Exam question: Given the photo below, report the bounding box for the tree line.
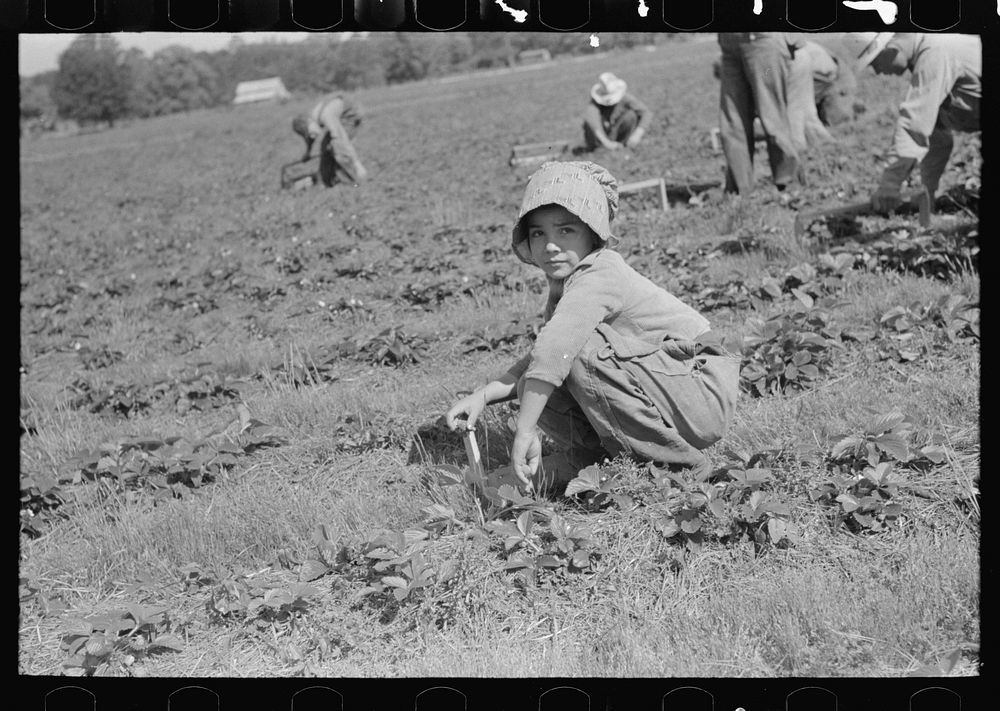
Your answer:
[20,32,671,132]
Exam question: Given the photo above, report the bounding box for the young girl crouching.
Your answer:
[445,161,741,492]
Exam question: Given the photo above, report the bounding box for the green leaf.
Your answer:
[149,634,184,652]
[433,464,464,486]
[792,350,812,366]
[504,552,534,570]
[868,411,906,435]
[798,363,820,379]
[498,483,532,505]
[830,436,862,460]
[402,529,429,545]
[516,510,534,536]
[874,433,910,461]
[852,512,875,527]
[298,559,330,582]
[536,555,562,568]
[918,445,947,464]
[767,518,788,543]
[882,503,903,519]
[381,576,408,589]
[654,517,680,538]
[680,516,702,534]
[571,550,590,568]
[422,503,457,522]
[836,493,860,512]
[564,465,601,496]
[606,493,632,510]
[790,287,814,309]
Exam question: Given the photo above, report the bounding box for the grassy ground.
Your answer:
[19,35,979,679]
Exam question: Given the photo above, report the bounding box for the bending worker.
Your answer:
[843,32,980,213]
[712,40,857,129]
[581,72,652,152]
[292,93,369,187]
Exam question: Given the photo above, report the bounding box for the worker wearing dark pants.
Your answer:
[718,33,802,195]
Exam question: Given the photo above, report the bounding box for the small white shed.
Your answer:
[232,78,291,105]
[517,48,552,65]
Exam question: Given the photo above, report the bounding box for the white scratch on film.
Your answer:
[638,0,650,17]
[590,34,600,47]
[495,0,528,23]
[842,0,899,24]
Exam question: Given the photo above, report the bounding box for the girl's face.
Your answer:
[525,205,599,280]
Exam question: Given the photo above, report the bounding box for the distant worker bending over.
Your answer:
[843,32,980,214]
[292,94,369,187]
[803,41,859,128]
[580,72,652,152]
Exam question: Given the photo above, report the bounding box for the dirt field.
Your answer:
[19,36,979,678]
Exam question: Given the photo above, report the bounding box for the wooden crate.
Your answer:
[509,140,570,168]
[619,178,669,212]
[619,178,721,212]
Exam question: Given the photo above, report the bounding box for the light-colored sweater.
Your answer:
[507,248,710,387]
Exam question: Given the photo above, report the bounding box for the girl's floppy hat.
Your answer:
[590,72,627,106]
[511,161,620,265]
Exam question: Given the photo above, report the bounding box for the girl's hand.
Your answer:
[445,392,487,431]
[510,429,542,490]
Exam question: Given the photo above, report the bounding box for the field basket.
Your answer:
[280,157,320,189]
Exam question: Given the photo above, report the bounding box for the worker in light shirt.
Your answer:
[843,32,980,213]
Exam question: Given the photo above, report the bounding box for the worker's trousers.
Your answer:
[718,34,801,194]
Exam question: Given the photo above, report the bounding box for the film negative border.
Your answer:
[1,0,990,32]
[11,0,985,707]
[19,676,984,710]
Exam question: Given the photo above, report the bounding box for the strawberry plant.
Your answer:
[879,295,979,344]
[809,463,905,533]
[68,378,152,418]
[740,304,844,396]
[352,529,458,603]
[826,410,949,473]
[59,605,184,676]
[829,227,978,280]
[461,318,536,354]
[542,513,599,569]
[207,575,319,624]
[810,411,955,533]
[77,345,124,370]
[20,471,67,538]
[564,464,631,509]
[58,420,287,505]
[339,327,429,367]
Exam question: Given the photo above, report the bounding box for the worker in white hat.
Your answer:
[843,32,981,213]
[579,72,652,152]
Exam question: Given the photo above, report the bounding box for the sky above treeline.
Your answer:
[18,32,341,76]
